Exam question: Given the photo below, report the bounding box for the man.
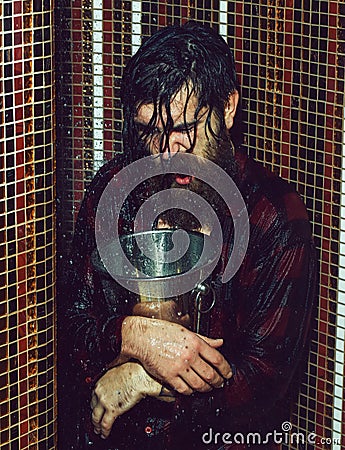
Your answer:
[62,22,317,449]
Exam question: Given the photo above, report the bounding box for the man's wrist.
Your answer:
[120,315,146,359]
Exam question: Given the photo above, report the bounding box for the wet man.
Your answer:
[62,21,317,450]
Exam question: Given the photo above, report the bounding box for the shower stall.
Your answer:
[0,0,344,448]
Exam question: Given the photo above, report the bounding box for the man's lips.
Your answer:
[174,174,195,185]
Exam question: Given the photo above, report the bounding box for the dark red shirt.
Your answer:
[61,150,317,450]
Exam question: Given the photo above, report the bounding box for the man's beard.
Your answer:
[131,136,238,232]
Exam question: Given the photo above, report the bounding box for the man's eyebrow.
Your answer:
[134,110,208,132]
[170,111,208,132]
[173,109,209,131]
[171,119,198,132]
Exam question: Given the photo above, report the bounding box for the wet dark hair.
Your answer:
[121,21,241,160]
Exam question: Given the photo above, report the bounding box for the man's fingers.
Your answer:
[91,401,118,439]
[199,344,232,379]
[180,367,213,393]
[196,334,224,348]
[100,412,117,439]
[90,393,98,409]
[191,357,224,388]
[173,361,225,394]
[195,334,233,380]
[172,376,194,395]
[91,403,104,434]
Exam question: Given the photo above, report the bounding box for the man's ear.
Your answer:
[224,90,239,130]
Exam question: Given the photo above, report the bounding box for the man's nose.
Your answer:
[161,132,190,159]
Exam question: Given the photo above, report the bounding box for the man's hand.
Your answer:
[91,362,164,439]
[120,316,233,395]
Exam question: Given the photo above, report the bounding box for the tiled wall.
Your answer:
[1,0,343,448]
[0,0,56,448]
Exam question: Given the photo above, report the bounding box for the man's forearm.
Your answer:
[120,315,232,393]
[120,315,147,360]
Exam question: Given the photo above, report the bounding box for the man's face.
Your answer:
[135,87,225,165]
[135,88,212,159]
[133,87,238,229]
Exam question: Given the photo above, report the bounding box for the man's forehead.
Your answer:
[135,89,200,124]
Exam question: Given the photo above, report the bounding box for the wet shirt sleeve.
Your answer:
[193,187,318,430]
[62,157,131,382]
